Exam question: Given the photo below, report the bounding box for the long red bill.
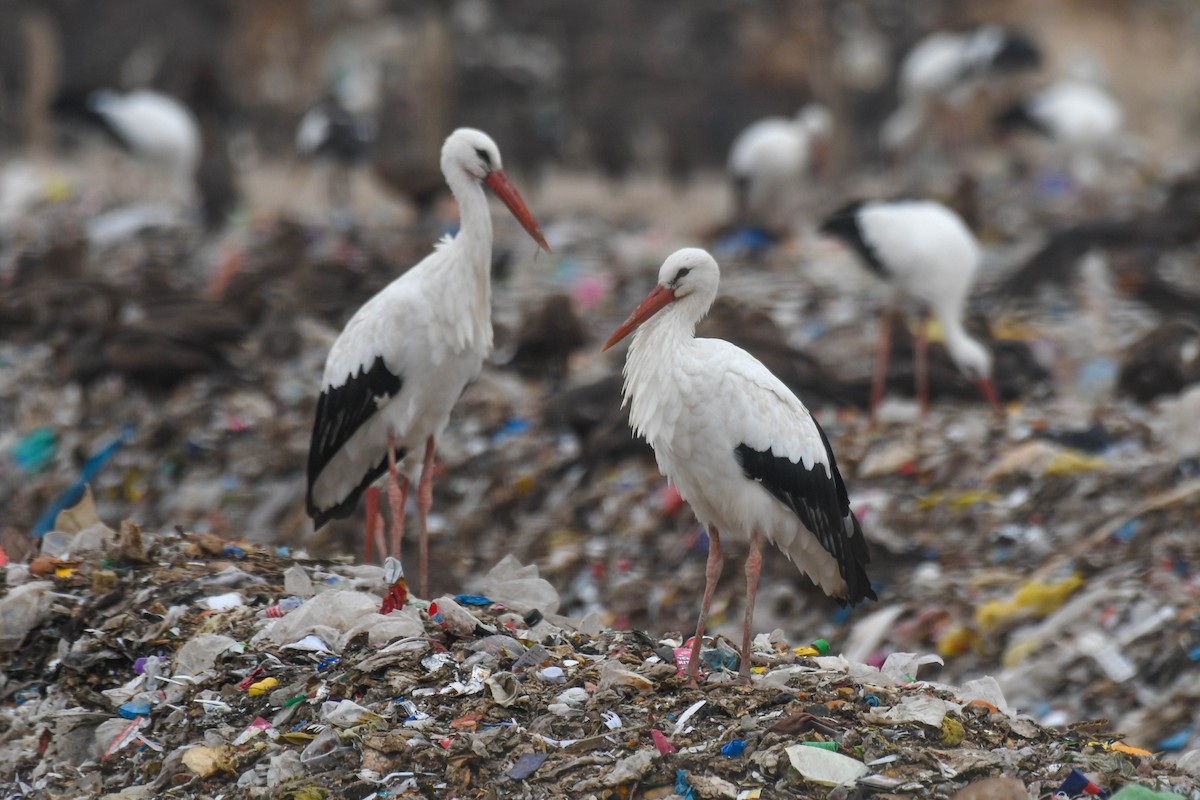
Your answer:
[484,170,550,252]
[602,284,676,351]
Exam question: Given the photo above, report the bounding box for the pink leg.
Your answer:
[363,487,386,565]
[914,313,929,417]
[870,308,895,424]
[685,525,724,679]
[386,430,409,560]
[416,436,436,599]
[740,530,763,677]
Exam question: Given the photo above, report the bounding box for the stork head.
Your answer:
[441,127,550,252]
[602,248,720,351]
[945,333,1004,419]
[797,104,834,140]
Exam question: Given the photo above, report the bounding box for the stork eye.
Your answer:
[474,147,492,167]
[673,267,691,283]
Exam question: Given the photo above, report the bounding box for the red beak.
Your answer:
[976,378,1005,420]
[602,283,676,351]
[484,170,550,252]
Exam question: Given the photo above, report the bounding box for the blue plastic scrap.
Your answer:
[720,739,745,757]
[32,425,135,537]
[506,752,547,781]
[673,769,696,800]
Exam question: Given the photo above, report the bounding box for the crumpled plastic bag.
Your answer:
[0,581,55,652]
[473,554,560,615]
[252,589,422,651]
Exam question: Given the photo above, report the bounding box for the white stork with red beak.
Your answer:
[819,199,1003,421]
[306,128,549,606]
[603,248,875,678]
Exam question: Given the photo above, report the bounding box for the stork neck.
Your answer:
[441,166,494,349]
[629,303,695,357]
[447,168,494,268]
[939,312,986,373]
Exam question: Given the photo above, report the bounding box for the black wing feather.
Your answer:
[306,355,405,526]
[818,200,889,279]
[735,418,875,605]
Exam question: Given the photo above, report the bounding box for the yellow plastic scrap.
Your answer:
[945,490,1000,511]
[247,677,279,696]
[1043,450,1105,476]
[915,490,998,511]
[939,716,965,746]
[44,175,73,204]
[1095,741,1153,757]
[990,317,1037,341]
[915,492,944,511]
[975,574,1085,633]
[936,625,978,659]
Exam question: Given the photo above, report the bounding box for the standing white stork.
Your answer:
[295,99,375,211]
[995,79,1125,189]
[306,128,549,606]
[56,88,202,204]
[882,26,1040,156]
[727,104,833,234]
[819,199,1003,421]
[603,248,874,678]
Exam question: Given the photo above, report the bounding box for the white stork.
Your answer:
[819,199,1003,420]
[295,99,375,210]
[63,88,202,204]
[882,26,1040,155]
[603,248,874,678]
[306,127,549,606]
[727,104,833,233]
[996,79,1124,188]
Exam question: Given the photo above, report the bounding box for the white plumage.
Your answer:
[727,104,832,231]
[997,80,1125,188]
[307,127,548,602]
[86,89,201,202]
[1015,80,1122,147]
[604,248,873,678]
[820,200,1002,419]
[882,26,1040,154]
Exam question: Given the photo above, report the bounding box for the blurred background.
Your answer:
[2,0,1200,745]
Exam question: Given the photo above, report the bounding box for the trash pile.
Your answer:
[1,498,1196,799]
[2,162,1200,797]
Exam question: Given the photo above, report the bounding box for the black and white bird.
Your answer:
[996,79,1124,187]
[727,104,833,233]
[296,99,375,210]
[306,128,549,605]
[602,248,874,678]
[819,199,1003,420]
[882,26,1040,155]
[54,88,201,204]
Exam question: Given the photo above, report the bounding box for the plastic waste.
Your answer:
[473,554,560,615]
[651,729,676,754]
[253,587,422,651]
[283,564,314,597]
[11,427,56,473]
[506,752,547,780]
[299,728,348,766]
[321,699,384,728]
[429,594,487,638]
[1056,768,1104,796]
[0,581,53,652]
[173,634,237,678]
[785,743,869,786]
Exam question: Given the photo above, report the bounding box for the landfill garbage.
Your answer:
[0,523,1194,798]
[3,8,1200,794]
